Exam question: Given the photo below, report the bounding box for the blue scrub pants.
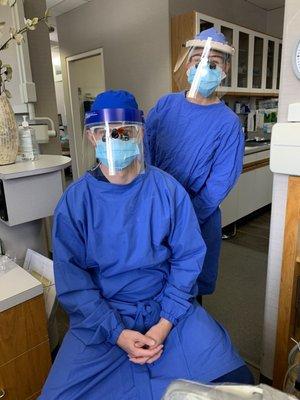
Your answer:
[197,208,222,295]
[213,365,254,384]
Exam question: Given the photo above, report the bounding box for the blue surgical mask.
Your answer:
[96,138,140,170]
[187,63,223,98]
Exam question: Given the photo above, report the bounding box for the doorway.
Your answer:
[66,49,105,178]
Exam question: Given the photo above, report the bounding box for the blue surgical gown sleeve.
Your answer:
[144,107,157,165]
[160,191,206,325]
[144,97,167,165]
[193,119,244,224]
[53,198,125,346]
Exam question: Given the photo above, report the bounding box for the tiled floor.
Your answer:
[55,209,271,383]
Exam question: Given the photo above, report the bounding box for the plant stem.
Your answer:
[0,16,47,52]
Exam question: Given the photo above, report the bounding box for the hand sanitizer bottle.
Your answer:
[18,116,39,161]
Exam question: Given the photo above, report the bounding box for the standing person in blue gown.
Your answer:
[144,28,245,300]
[39,90,253,400]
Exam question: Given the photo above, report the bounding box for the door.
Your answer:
[66,49,105,178]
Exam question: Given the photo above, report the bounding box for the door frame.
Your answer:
[66,48,105,178]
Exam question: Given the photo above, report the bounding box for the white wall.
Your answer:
[51,45,67,125]
[54,81,67,125]
[266,7,285,38]
[56,0,171,113]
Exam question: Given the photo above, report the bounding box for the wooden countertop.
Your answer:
[0,259,43,312]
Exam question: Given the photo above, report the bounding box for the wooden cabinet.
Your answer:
[273,177,300,388]
[0,295,51,400]
[171,11,282,96]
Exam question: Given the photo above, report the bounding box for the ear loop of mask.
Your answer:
[87,129,101,171]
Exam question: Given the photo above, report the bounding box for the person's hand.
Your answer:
[117,329,163,363]
[131,318,173,364]
[146,318,173,346]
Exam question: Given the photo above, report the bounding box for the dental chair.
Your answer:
[163,380,296,399]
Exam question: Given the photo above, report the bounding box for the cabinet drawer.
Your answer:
[0,295,48,365]
[0,341,51,400]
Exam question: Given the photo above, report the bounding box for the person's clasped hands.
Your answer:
[117,318,172,365]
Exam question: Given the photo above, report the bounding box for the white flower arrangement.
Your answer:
[0,1,51,96]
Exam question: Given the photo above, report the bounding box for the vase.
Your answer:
[0,93,19,165]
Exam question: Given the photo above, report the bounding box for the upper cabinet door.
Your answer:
[252,36,264,89]
[199,19,214,32]
[277,43,282,90]
[266,40,275,90]
[221,26,233,87]
[238,31,249,88]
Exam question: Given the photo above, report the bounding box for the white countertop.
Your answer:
[0,259,43,312]
[0,154,71,180]
[244,144,270,155]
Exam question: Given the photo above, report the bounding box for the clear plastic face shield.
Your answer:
[174,36,234,100]
[84,109,144,176]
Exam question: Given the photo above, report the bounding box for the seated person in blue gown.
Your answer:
[39,90,253,400]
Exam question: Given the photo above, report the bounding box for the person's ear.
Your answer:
[224,61,230,75]
[86,130,97,147]
[185,61,193,73]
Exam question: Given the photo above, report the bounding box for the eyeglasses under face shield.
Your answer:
[89,124,140,143]
[188,51,228,69]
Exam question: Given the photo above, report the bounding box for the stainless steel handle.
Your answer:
[0,388,6,398]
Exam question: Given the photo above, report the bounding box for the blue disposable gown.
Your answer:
[39,166,244,400]
[144,93,244,294]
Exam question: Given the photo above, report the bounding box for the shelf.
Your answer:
[225,92,279,97]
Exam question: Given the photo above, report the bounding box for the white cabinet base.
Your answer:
[221,150,273,226]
